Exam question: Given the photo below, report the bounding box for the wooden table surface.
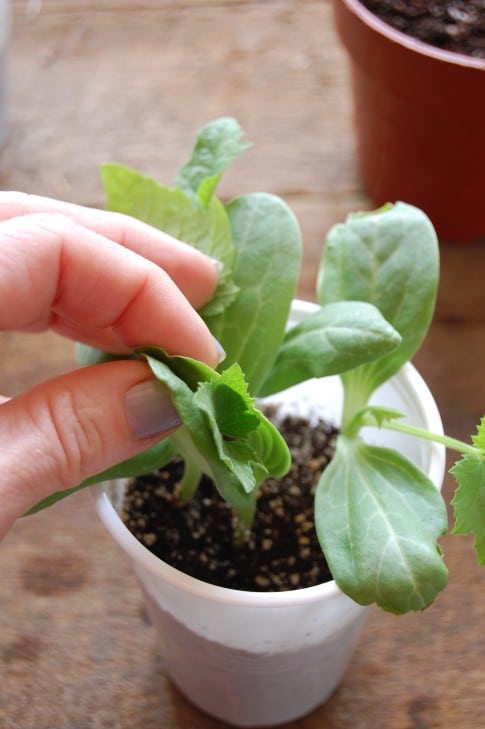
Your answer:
[1,2,484,727]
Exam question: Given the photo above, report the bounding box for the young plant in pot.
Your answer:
[30,118,485,727]
[332,0,485,241]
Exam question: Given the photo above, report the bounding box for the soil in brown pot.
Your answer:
[361,0,485,57]
[121,409,338,592]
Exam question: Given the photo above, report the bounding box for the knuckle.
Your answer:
[39,386,106,487]
[26,212,78,236]
[1,212,78,252]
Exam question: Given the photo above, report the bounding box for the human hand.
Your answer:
[0,192,223,538]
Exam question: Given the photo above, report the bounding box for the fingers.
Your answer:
[0,360,181,540]
[0,192,224,538]
[0,212,223,367]
[0,191,219,310]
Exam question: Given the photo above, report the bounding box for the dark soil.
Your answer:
[361,0,485,58]
[121,411,338,592]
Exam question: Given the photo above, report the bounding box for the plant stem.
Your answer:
[365,416,480,458]
[232,492,258,544]
[175,458,203,503]
[341,370,374,431]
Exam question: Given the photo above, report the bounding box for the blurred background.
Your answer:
[1,0,367,295]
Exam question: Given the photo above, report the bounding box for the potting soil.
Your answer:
[122,411,337,592]
[361,0,485,57]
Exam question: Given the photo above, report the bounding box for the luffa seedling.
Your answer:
[29,118,485,614]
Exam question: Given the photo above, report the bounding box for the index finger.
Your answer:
[0,191,219,310]
[0,213,223,367]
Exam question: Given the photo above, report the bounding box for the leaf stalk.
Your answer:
[362,415,481,458]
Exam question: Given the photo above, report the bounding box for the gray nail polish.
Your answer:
[209,257,224,275]
[125,380,181,439]
[212,335,226,364]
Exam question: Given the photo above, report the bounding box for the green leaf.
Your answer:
[26,438,176,515]
[315,436,448,613]
[140,345,218,392]
[246,414,291,480]
[207,192,302,394]
[144,354,247,508]
[194,365,290,493]
[143,351,290,509]
[194,374,262,495]
[101,163,238,317]
[27,484,90,515]
[451,427,485,564]
[471,415,485,452]
[318,203,439,403]
[196,366,261,438]
[174,117,251,207]
[259,301,401,397]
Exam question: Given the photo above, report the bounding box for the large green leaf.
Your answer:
[207,192,302,395]
[259,301,401,397]
[315,435,449,613]
[101,163,238,317]
[317,203,439,405]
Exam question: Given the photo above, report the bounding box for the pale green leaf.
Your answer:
[207,192,302,395]
[315,436,448,613]
[174,116,251,206]
[27,438,176,515]
[101,163,238,317]
[259,301,401,397]
[318,203,439,402]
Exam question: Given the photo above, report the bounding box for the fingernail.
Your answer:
[212,335,226,364]
[208,257,223,275]
[125,380,181,439]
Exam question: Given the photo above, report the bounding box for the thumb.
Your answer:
[0,360,180,538]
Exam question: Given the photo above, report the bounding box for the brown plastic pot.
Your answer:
[332,0,485,242]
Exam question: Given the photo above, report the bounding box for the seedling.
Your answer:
[30,118,485,614]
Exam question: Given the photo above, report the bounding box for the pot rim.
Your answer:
[94,298,445,609]
[338,0,485,71]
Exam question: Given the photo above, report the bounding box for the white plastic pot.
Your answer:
[94,300,445,727]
